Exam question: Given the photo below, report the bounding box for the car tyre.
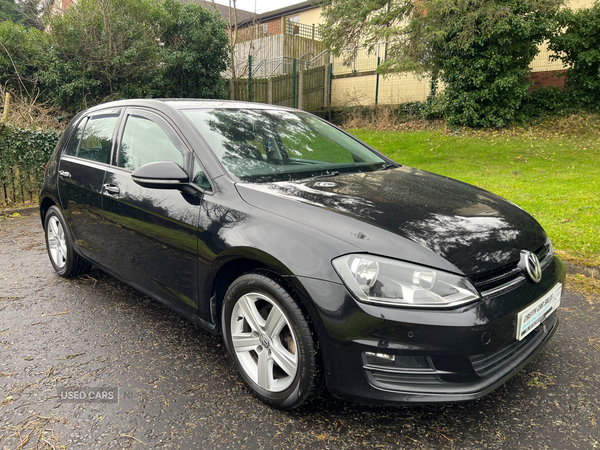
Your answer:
[222,270,324,409]
[44,205,92,277]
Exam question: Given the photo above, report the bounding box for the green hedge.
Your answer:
[0,123,61,205]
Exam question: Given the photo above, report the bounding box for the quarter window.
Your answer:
[118,115,184,171]
[192,158,211,191]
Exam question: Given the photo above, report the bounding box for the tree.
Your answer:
[13,0,54,30]
[228,0,240,81]
[156,0,229,99]
[320,0,564,127]
[39,0,163,111]
[0,0,20,23]
[0,20,48,95]
[35,0,229,111]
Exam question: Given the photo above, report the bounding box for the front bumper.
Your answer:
[296,255,565,406]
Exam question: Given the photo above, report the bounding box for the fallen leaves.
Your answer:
[55,352,85,360]
[566,274,600,302]
[527,371,555,389]
[1,414,66,450]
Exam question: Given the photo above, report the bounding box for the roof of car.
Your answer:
[85,99,294,114]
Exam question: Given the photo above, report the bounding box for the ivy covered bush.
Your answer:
[0,123,61,204]
[437,0,562,128]
[549,2,600,110]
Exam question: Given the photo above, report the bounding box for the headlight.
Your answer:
[332,254,480,308]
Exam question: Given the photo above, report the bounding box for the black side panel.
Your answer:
[57,157,107,263]
[102,167,201,316]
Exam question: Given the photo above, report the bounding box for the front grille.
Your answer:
[537,240,554,269]
[470,240,554,298]
[470,314,554,377]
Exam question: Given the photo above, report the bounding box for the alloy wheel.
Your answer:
[230,292,298,392]
[47,216,67,269]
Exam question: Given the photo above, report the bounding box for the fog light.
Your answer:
[365,352,395,361]
[365,352,396,367]
[363,352,430,369]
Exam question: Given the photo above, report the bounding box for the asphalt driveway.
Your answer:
[0,213,598,449]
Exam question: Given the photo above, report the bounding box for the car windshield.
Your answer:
[182,108,386,183]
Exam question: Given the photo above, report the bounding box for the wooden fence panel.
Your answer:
[273,74,294,108]
[283,35,325,60]
[227,64,328,112]
[251,79,269,104]
[0,177,5,205]
[303,66,326,112]
[0,167,40,205]
[234,79,249,101]
[3,167,14,206]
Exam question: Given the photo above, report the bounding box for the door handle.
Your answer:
[102,184,120,195]
[58,170,71,178]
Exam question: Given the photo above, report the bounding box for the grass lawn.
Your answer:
[348,115,600,267]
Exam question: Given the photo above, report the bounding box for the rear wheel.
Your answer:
[44,205,92,277]
[221,271,324,409]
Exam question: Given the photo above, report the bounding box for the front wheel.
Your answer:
[44,205,92,277]
[221,271,324,409]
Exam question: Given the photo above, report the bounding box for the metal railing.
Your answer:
[238,19,322,43]
[250,52,329,78]
[309,49,331,68]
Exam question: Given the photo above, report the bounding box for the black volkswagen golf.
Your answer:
[39,99,565,409]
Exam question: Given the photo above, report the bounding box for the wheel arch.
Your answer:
[39,195,58,227]
[207,250,324,337]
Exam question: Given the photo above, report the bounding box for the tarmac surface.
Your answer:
[0,213,598,449]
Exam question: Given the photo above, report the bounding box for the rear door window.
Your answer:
[78,114,119,164]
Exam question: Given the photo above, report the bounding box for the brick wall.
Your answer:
[528,70,567,90]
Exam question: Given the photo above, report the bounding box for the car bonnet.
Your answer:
[235,166,548,276]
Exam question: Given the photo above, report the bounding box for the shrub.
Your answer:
[549,2,600,110]
[439,0,560,128]
[157,0,229,100]
[398,98,444,120]
[519,86,574,119]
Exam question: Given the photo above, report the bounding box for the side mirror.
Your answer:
[131,161,189,189]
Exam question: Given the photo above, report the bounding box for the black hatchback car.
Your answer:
[40,99,565,409]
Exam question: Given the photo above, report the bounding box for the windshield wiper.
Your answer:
[304,170,341,180]
[379,162,399,170]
